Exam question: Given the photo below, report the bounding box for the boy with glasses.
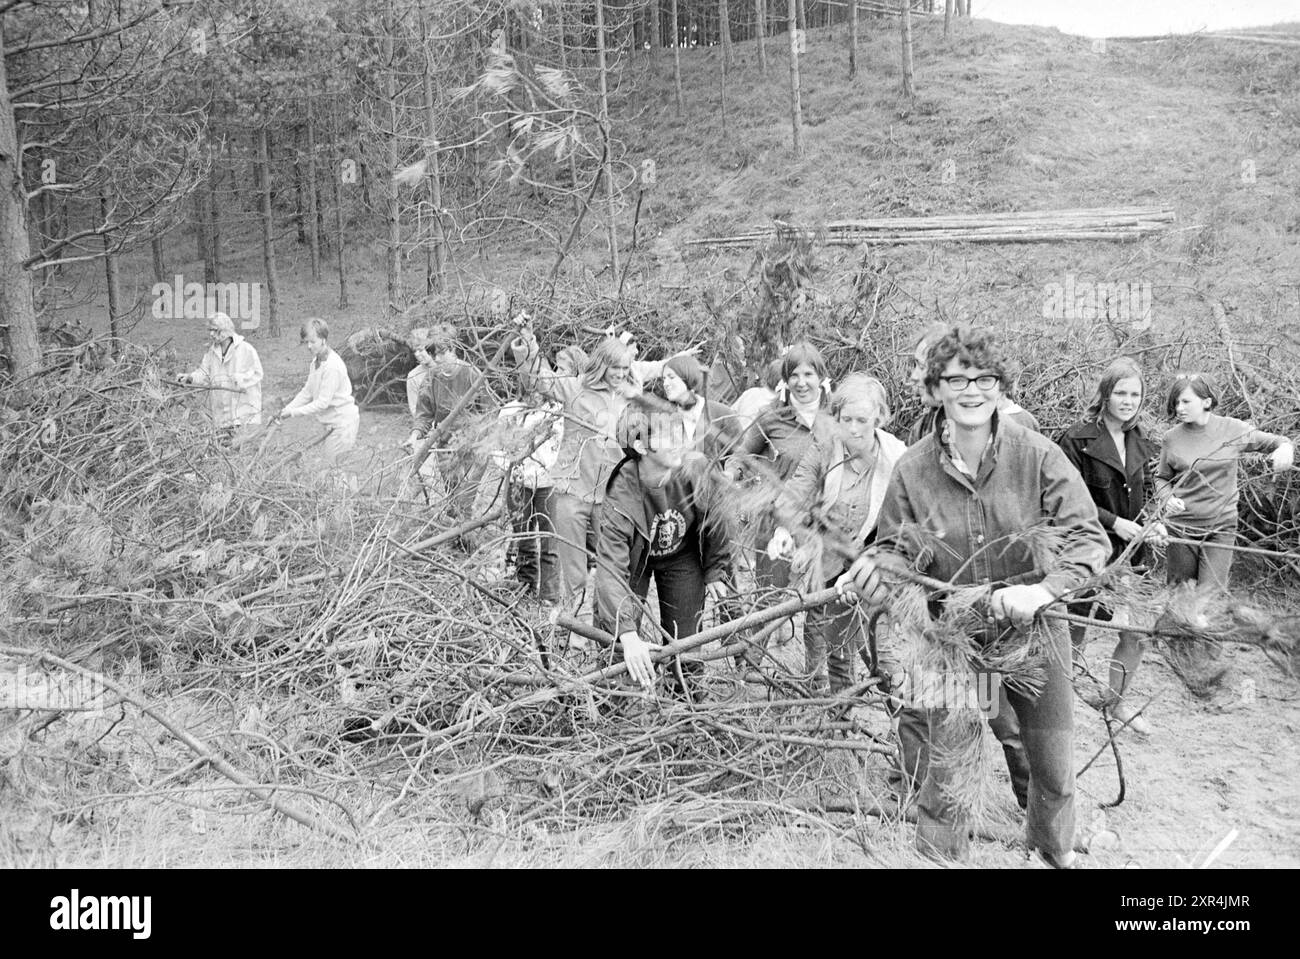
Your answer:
[840,325,1110,867]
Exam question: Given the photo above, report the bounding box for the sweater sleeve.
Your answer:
[774,437,827,532]
[283,377,314,415]
[592,482,643,637]
[1235,419,1291,455]
[289,363,346,417]
[1036,444,1111,600]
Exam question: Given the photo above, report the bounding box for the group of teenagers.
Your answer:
[183,308,1295,867]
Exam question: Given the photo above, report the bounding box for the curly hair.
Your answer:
[923,325,1013,394]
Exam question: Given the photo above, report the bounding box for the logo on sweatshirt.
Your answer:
[649,509,687,557]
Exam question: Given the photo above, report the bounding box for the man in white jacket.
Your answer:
[178,312,264,434]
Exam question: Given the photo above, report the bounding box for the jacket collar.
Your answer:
[933,408,1002,489]
[1074,418,1148,478]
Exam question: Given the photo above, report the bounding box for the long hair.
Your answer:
[581,337,634,390]
[1085,356,1145,428]
[778,341,829,405]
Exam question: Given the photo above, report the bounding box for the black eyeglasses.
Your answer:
[938,373,1001,391]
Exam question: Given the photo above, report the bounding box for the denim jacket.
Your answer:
[876,414,1110,600]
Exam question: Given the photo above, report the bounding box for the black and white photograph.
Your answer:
[0,0,1296,901]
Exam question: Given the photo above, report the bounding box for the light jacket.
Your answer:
[877,413,1110,602]
[187,334,263,428]
[283,349,358,428]
[593,452,733,638]
[512,340,661,502]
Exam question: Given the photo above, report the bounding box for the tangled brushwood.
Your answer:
[1,343,1297,864]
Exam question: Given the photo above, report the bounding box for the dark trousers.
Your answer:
[904,624,1074,862]
[625,550,708,698]
[509,483,558,602]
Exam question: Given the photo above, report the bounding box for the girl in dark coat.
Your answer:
[1058,357,1167,734]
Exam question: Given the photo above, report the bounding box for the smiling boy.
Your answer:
[840,325,1110,867]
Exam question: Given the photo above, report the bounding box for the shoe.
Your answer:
[1109,701,1152,736]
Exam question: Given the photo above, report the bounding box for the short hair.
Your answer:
[300,317,330,342]
[1086,356,1145,424]
[209,312,236,337]
[761,358,784,391]
[780,341,828,384]
[831,373,891,427]
[617,400,687,455]
[923,325,1012,394]
[426,322,457,355]
[1166,372,1219,418]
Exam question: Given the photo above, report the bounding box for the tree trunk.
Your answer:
[151,235,166,283]
[849,0,859,78]
[206,160,220,284]
[100,196,122,346]
[900,0,915,98]
[650,0,661,70]
[797,0,807,32]
[293,150,307,246]
[719,0,734,69]
[383,3,401,315]
[305,99,322,281]
[787,0,803,156]
[0,21,40,379]
[755,0,768,74]
[331,109,348,310]
[945,0,953,38]
[256,125,280,337]
[670,0,685,115]
[194,189,208,269]
[595,0,620,284]
[420,3,446,294]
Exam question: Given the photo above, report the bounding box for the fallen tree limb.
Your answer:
[0,644,360,844]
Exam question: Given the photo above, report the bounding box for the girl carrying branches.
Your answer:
[767,374,907,694]
[1156,372,1295,590]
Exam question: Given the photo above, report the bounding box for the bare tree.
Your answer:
[945,0,953,38]
[719,0,734,69]
[787,0,803,156]
[900,0,915,98]
[755,0,768,75]
[595,0,620,283]
[670,0,684,114]
[256,125,281,337]
[849,0,860,78]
